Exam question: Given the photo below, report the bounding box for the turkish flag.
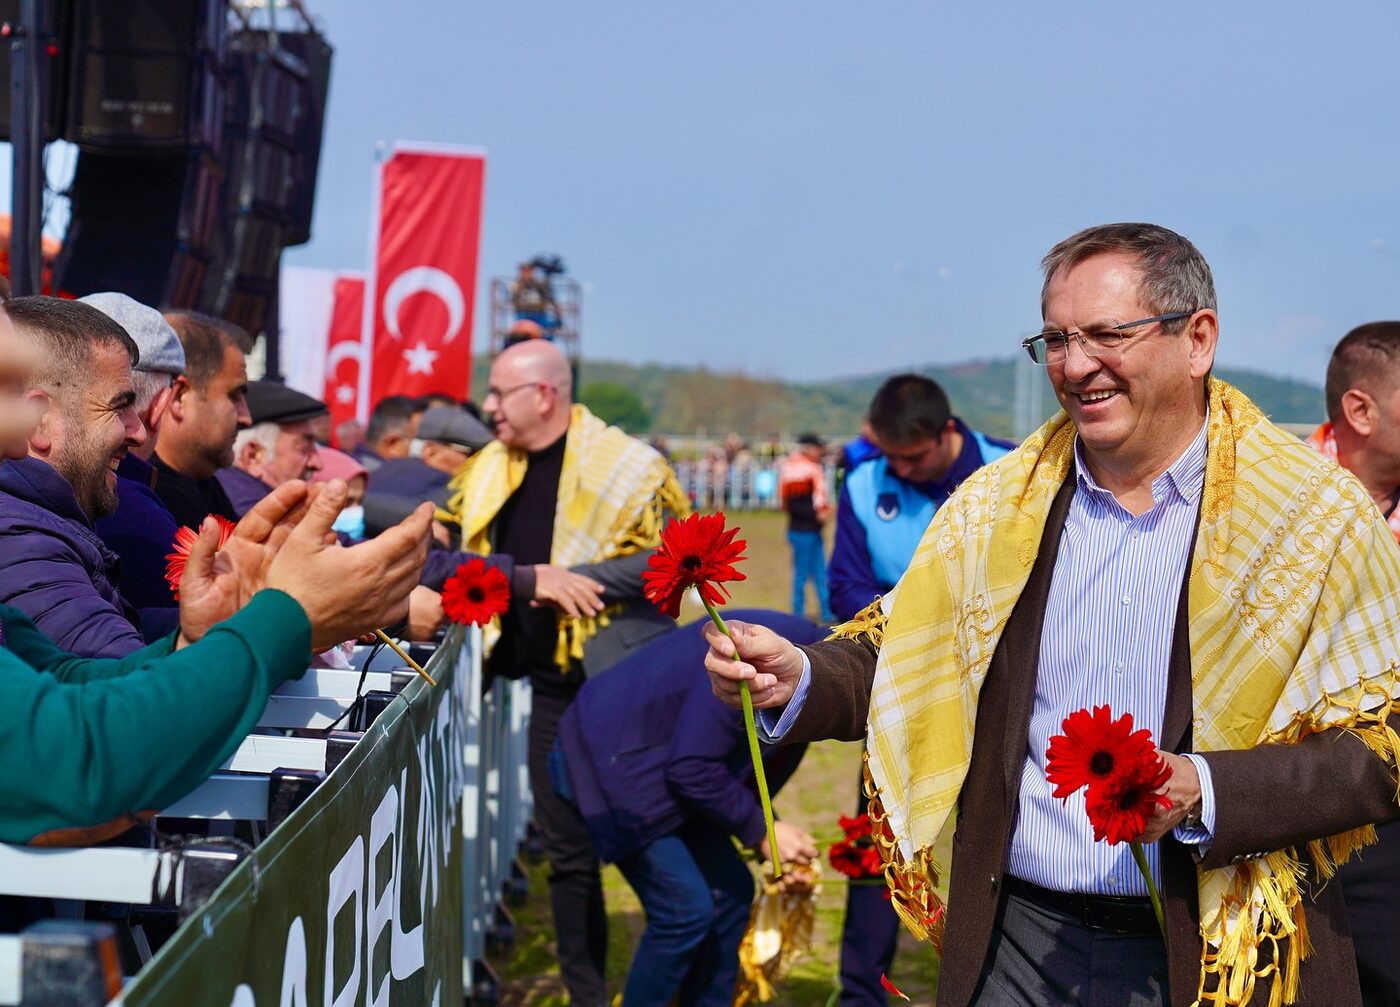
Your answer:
[322,272,366,437]
[365,146,486,410]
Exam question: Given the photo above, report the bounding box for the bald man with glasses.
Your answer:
[448,340,691,1007]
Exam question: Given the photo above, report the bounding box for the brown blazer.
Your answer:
[787,473,1398,1007]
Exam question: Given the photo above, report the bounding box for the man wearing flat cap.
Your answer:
[216,380,327,517]
[362,404,492,538]
[85,293,187,613]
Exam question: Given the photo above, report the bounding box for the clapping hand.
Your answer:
[177,481,316,645]
[266,481,434,651]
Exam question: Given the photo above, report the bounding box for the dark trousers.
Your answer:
[839,778,901,1006]
[1339,817,1400,1007]
[528,689,608,1006]
[616,820,755,1007]
[840,882,901,1004]
[970,891,1168,1007]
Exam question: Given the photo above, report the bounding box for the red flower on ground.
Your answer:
[1044,705,1160,799]
[1084,757,1174,845]
[164,516,237,600]
[441,559,512,626]
[642,512,747,618]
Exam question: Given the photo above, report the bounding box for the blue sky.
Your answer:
[18,1,1400,384]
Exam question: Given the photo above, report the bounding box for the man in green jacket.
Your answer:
[0,307,434,845]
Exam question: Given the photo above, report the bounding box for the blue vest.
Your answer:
[845,430,1011,588]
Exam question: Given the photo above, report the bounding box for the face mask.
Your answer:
[332,504,366,541]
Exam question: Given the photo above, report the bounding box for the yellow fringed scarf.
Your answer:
[441,403,690,666]
[845,379,1400,1006]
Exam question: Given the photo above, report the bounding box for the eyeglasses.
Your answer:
[483,380,547,403]
[1021,311,1197,366]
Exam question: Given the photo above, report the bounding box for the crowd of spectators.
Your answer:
[11,220,1400,1007]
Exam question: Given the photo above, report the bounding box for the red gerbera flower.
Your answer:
[642,512,747,618]
[858,844,885,877]
[838,813,872,840]
[441,559,512,626]
[1084,756,1174,845]
[828,840,867,879]
[164,515,237,600]
[1045,705,1160,799]
[823,840,856,879]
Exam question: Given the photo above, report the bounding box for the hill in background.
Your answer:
[476,356,1325,439]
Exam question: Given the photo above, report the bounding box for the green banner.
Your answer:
[118,630,469,1007]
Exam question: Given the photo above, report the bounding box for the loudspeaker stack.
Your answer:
[4,0,331,348]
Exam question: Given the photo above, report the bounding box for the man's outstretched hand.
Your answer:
[702,619,806,710]
[530,564,606,618]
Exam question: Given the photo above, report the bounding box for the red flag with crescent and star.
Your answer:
[364,145,486,411]
[322,271,366,435]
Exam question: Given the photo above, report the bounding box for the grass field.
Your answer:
[492,510,949,1006]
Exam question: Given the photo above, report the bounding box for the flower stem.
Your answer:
[1129,841,1166,939]
[374,629,437,687]
[703,598,783,882]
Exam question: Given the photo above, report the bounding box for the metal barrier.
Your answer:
[0,626,534,1006]
[674,457,839,511]
[463,636,533,1001]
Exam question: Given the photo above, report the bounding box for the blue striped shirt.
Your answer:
[762,418,1216,894]
[1007,418,1213,895]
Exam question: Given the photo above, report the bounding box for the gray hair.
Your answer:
[1040,223,1217,327]
[132,369,174,415]
[233,422,281,460]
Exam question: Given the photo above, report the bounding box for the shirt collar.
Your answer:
[1074,410,1209,507]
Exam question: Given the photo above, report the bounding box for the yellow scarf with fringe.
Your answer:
[843,379,1400,1006]
[442,403,690,667]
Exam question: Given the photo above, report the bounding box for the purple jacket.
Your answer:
[215,466,274,518]
[558,609,824,863]
[94,454,181,612]
[0,457,146,657]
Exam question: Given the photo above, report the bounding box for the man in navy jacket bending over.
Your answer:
[556,609,823,1007]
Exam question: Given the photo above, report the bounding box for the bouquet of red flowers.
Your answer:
[1045,704,1172,936]
[827,813,885,881]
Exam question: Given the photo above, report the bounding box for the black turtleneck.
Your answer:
[152,453,239,530]
[489,432,582,695]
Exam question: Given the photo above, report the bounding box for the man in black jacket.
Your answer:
[152,311,252,529]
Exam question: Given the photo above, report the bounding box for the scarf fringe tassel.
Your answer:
[1193,670,1400,1006]
[827,597,889,651]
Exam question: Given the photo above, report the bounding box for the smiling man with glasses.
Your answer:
[702,222,1400,1007]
